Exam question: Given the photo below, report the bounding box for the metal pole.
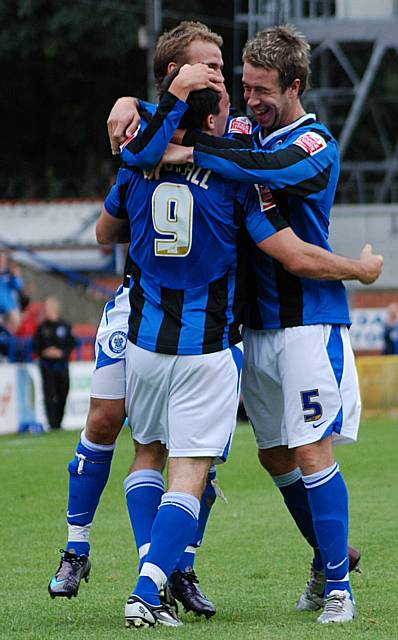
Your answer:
[146,0,162,102]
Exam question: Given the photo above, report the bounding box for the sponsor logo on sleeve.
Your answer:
[227,116,252,135]
[293,131,327,156]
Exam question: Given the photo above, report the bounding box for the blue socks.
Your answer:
[135,492,200,605]
[303,463,351,597]
[176,466,217,572]
[272,467,323,571]
[66,431,114,556]
[124,469,165,570]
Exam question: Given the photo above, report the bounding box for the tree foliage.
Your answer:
[0,0,234,199]
[1,1,148,198]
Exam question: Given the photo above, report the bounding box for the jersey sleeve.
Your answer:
[103,167,132,218]
[193,129,338,196]
[138,100,157,116]
[182,128,254,150]
[240,184,289,244]
[120,92,188,168]
[182,113,254,149]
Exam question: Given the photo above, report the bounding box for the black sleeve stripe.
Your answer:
[139,106,154,123]
[308,128,332,143]
[125,91,179,155]
[266,208,290,232]
[195,142,308,171]
[272,165,332,198]
[116,182,129,218]
[183,130,253,150]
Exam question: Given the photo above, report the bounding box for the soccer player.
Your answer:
[106,61,382,627]
[107,24,384,625]
[48,61,223,616]
[150,26,372,624]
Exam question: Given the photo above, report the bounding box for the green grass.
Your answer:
[1,418,397,640]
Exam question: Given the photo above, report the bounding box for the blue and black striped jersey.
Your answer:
[192,113,351,329]
[105,93,287,355]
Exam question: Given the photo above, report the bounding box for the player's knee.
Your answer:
[131,440,167,473]
[295,438,334,475]
[258,446,297,476]
[85,400,124,445]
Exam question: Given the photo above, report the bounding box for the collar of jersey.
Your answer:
[258,112,317,147]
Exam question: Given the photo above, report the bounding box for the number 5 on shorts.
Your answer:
[300,389,323,423]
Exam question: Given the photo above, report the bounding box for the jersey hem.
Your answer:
[168,448,226,457]
[129,336,242,356]
[244,318,351,331]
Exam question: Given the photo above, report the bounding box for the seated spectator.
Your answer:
[383,303,398,355]
[32,297,76,430]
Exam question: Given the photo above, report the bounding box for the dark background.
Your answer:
[0,0,235,200]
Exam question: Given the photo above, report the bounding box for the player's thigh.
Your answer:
[241,328,284,449]
[168,344,243,459]
[92,286,129,397]
[125,342,170,445]
[280,324,360,448]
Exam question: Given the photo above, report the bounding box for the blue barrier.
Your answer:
[0,335,95,363]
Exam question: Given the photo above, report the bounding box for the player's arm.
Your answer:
[97,167,132,245]
[114,64,222,167]
[192,130,336,195]
[181,127,253,150]
[107,97,250,154]
[96,207,130,245]
[119,91,188,169]
[259,231,383,284]
[243,186,383,285]
[107,97,142,154]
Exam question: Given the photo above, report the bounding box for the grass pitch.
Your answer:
[1,418,397,640]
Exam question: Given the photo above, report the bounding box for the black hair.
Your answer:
[159,68,221,130]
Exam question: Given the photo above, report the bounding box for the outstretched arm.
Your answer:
[258,230,383,284]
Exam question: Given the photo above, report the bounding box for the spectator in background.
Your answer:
[383,303,398,355]
[33,296,76,430]
[0,251,25,333]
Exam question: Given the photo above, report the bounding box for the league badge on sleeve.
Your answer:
[257,185,275,212]
[293,131,327,156]
[120,124,142,151]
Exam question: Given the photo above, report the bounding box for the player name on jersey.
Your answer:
[160,164,212,190]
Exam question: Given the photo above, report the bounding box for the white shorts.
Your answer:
[241,325,361,449]
[125,341,243,459]
[90,285,129,400]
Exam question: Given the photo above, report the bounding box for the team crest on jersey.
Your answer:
[108,330,127,354]
[228,116,252,135]
[293,131,326,156]
[257,185,275,212]
[120,124,142,151]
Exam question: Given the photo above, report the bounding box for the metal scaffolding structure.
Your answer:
[233,0,398,203]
